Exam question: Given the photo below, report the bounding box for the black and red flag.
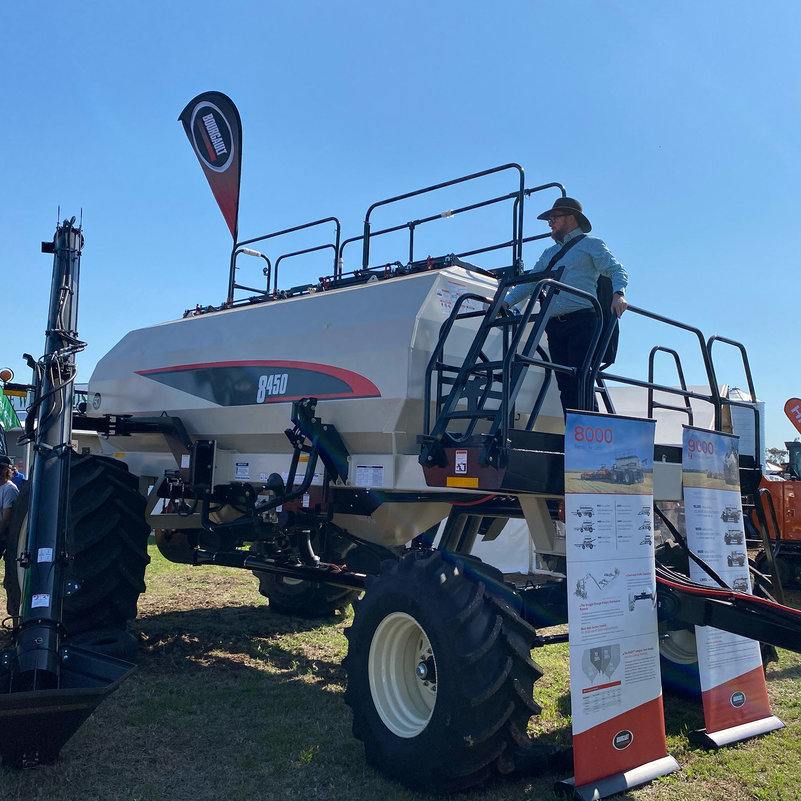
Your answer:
[179,91,243,241]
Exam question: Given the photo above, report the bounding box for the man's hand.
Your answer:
[611,293,627,318]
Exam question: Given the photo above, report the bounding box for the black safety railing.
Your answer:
[220,167,568,312]
[421,278,761,472]
[359,163,527,273]
[647,346,694,426]
[591,305,722,424]
[707,334,761,471]
[226,217,341,303]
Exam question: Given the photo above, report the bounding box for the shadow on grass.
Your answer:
[765,660,801,682]
[131,602,348,684]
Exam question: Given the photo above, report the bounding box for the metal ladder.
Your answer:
[419,271,609,468]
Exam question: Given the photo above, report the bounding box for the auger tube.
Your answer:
[0,219,134,768]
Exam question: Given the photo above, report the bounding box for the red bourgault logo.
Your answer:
[613,729,633,750]
[192,104,232,171]
[730,691,746,708]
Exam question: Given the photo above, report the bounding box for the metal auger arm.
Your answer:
[0,218,135,769]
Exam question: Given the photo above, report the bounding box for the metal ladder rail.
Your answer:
[523,345,557,431]
[228,217,341,303]
[588,304,724,427]
[423,274,606,465]
[361,163,526,272]
[492,279,605,449]
[422,290,505,437]
[646,346,694,426]
[423,274,551,450]
[706,334,761,467]
[423,287,520,446]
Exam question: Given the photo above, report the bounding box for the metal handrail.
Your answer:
[361,164,526,271]
[593,303,723,429]
[707,334,761,468]
[647,346,693,425]
[228,217,341,302]
[423,277,763,468]
[230,247,272,298]
[274,243,339,295]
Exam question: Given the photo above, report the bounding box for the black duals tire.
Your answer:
[256,572,360,617]
[253,530,360,617]
[343,550,543,793]
[4,453,150,635]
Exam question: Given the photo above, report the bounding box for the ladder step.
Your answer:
[441,410,500,421]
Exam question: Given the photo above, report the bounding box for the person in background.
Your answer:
[11,464,26,488]
[0,455,19,558]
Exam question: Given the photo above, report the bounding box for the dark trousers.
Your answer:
[545,308,599,414]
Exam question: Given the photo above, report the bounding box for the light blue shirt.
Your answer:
[506,228,628,318]
[0,480,18,511]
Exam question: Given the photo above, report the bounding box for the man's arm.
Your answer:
[611,291,627,318]
[591,239,628,318]
[0,506,11,538]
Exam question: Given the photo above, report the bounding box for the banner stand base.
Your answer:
[689,715,784,749]
[554,755,680,801]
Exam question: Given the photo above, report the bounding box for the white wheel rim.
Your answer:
[368,612,437,738]
[660,628,698,664]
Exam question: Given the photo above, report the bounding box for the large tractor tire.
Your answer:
[252,530,360,617]
[3,453,150,636]
[343,550,543,793]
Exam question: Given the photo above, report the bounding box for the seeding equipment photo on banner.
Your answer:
[681,427,783,746]
[560,412,678,799]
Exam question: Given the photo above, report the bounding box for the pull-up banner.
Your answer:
[557,412,678,801]
[179,91,243,241]
[681,426,784,747]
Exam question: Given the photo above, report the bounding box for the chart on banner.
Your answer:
[564,413,675,792]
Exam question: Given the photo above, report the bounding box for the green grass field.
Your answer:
[0,545,799,801]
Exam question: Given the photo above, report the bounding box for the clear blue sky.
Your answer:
[2,1,799,452]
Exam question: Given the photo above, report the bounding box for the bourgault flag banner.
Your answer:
[785,398,801,436]
[681,427,783,746]
[558,412,677,800]
[179,91,243,241]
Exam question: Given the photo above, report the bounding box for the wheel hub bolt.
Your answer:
[415,656,436,683]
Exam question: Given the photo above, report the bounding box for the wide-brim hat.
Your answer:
[536,197,591,233]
